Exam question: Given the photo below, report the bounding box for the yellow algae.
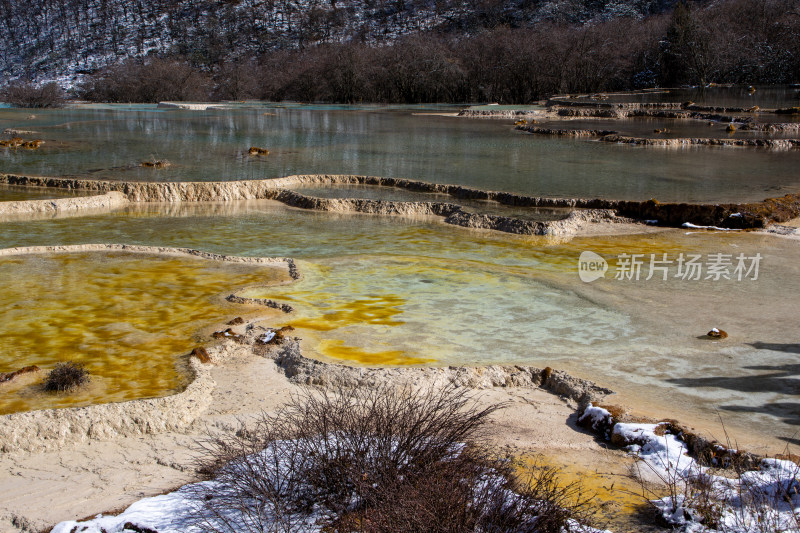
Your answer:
[0,251,290,414]
[318,339,433,366]
[289,295,405,331]
[521,454,650,530]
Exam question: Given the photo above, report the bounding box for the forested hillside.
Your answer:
[1,0,798,103]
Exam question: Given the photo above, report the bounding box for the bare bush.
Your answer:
[190,383,599,532]
[44,361,90,392]
[212,60,262,101]
[79,57,212,103]
[1,80,65,108]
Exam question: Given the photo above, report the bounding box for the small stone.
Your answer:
[212,327,237,339]
[257,325,295,345]
[190,347,211,364]
[227,316,245,325]
[248,146,269,156]
[140,159,171,168]
[123,522,159,533]
[707,328,728,339]
[257,330,276,345]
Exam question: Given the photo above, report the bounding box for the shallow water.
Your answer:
[588,85,800,109]
[241,257,633,366]
[0,251,289,414]
[1,103,799,202]
[0,184,96,201]
[1,98,799,453]
[0,203,797,452]
[290,184,571,221]
[533,454,657,532]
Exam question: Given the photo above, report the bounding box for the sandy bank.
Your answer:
[464,98,800,152]
[157,102,230,111]
[516,124,800,149]
[0,356,214,455]
[0,243,296,268]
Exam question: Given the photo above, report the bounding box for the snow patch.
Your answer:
[682,222,741,231]
[618,423,800,532]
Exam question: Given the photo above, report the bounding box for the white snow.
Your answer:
[258,330,276,344]
[682,222,741,231]
[51,435,613,533]
[579,404,612,426]
[51,483,206,533]
[615,422,800,532]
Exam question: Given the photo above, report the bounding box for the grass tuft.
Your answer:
[43,361,90,393]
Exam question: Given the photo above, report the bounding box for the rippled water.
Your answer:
[1,97,799,453]
[0,202,797,451]
[0,250,289,414]
[1,99,799,202]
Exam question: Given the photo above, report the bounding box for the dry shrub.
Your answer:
[1,81,65,108]
[190,383,599,532]
[44,361,89,392]
[359,450,597,533]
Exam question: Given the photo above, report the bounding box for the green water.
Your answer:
[1,103,799,202]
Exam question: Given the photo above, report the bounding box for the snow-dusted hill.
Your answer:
[0,0,675,85]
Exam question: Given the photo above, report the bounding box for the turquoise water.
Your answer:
[1,103,799,202]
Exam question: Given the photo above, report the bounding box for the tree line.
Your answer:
[6,0,800,105]
[0,0,679,81]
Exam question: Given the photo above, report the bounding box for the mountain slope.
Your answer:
[0,0,677,83]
